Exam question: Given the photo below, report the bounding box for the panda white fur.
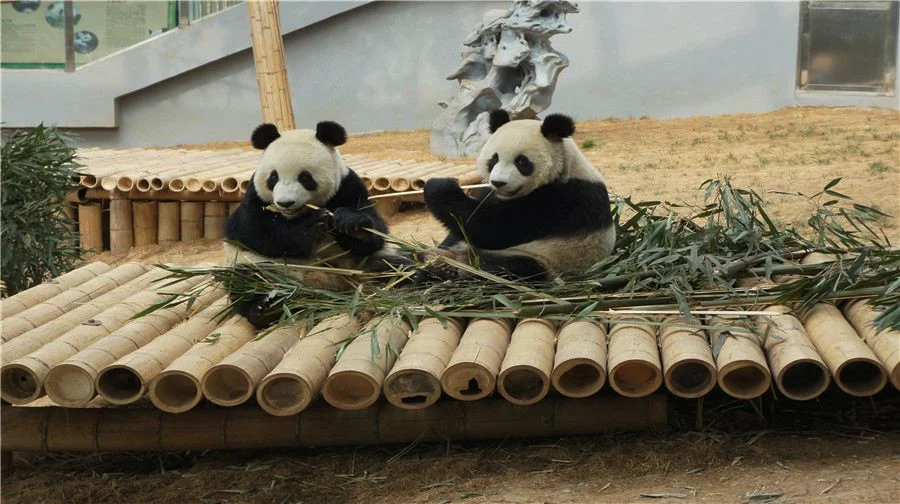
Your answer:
[224,121,405,326]
[423,110,615,281]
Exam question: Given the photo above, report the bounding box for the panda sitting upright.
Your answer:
[423,110,615,281]
[225,120,403,326]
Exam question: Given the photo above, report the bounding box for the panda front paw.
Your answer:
[424,177,465,204]
[333,207,375,233]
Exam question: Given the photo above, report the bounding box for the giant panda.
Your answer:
[422,110,615,281]
[224,120,407,327]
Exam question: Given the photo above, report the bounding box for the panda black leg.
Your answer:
[476,252,549,282]
[231,294,280,330]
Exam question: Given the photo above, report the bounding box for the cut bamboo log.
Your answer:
[44,279,219,407]
[1,262,149,343]
[109,198,134,252]
[707,315,771,399]
[180,202,204,242]
[843,299,900,390]
[148,315,257,413]
[802,303,887,397]
[78,202,104,252]
[0,262,111,318]
[96,297,230,405]
[658,315,717,398]
[201,319,304,407]
[158,202,181,245]
[551,318,608,398]
[203,202,227,240]
[256,315,364,416]
[441,318,513,401]
[607,317,663,398]
[322,317,411,410]
[132,201,158,247]
[757,305,830,400]
[383,317,464,409]
[498,319,557,405]
[1,269,160,365]
[247,0,295,130]
[0,266,189,405]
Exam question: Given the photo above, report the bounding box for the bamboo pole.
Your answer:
[44,279,219,407]
[756,305,830,401]
[78,202,104,252]
[0,262,111,318]
[606,317,663,398]
[551,318,607,398]
[227,202,242,216]
[658,315,717,398]
[441,318,513,401]
[1,262,149,343]
[201,319,304,407]
[203,202,227,240]
[71,188,245,204]
[256,315,364,416]
[95,297,230,405]
[180,202,204,242]
[148,315,257,413]
[802,303,887,397]
[1,395,668,452]
[247,0,295,130]
[0,266,188,405]
[132,201,158,247]
[157,202,181,245]
[497,319,557,405]
[321,317,411,410]
[707,315,771,399]
[842,299,900,390]
[383,317,464,409]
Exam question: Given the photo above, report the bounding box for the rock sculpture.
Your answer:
[430,0,579,158]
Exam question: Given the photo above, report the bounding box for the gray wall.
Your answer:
[4,1,898,148]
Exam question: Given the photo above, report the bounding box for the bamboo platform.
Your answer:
[67,148,477,252]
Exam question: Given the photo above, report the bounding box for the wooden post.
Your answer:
[109,198,134,253]
[77,203,104,253]
[247,0,295,130]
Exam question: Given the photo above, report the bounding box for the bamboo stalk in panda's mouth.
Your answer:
[367,183,492,200]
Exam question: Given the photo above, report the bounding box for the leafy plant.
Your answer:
[1,124,85,295]
[581,139,596,149]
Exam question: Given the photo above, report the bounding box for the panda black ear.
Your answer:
[251,123,280,150]
[488,109,511,134]
[541,113,576,141]
[315,121,347,147]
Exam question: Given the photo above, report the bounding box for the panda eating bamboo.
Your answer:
[423,110,616,281]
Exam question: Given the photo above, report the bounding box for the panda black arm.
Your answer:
[325,169,387,256]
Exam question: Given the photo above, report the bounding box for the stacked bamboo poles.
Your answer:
[78,202,103,252]
[148,315,258,413]
[1,262,148,342]
[180,202,205,241]
[802,303,887,396]
[247,0,295,130]
[321,317,412,410]
[95,298,230,405]
[498,319,557,405]
[842,300,900,389]
[203,202,227,240]
[0,265,188,405]
[256,315,364,416]
[383,317,465,409]
[109,198,133,252]
[158,202,180,245]
[551,318,608,398]
[658,316,717,398]
[707,315,771,399]
[0,262,111,318]
[441,318,514,401]
[44,281,221,407]
[606,317,663,398]
[757,305,830,400]
[201,319,305,407]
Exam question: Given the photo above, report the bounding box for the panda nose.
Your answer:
[491,180,507,188]
[276,199,296,208]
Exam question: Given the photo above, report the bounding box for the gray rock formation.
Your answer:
[430,0,579,158]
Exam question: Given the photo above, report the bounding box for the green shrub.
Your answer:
[1,124,85,295]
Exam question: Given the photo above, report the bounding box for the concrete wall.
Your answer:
[3,1,898,148]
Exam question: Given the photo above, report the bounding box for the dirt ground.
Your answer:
[4,107,899,503]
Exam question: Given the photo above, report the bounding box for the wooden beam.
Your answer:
[247,0,296,130]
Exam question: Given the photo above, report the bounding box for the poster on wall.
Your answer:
[1,0,174,68]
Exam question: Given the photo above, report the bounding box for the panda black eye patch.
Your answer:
[487,153,499,172]
[298,171,318,191]
[514,154,534,176]
[266,171,279,191]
